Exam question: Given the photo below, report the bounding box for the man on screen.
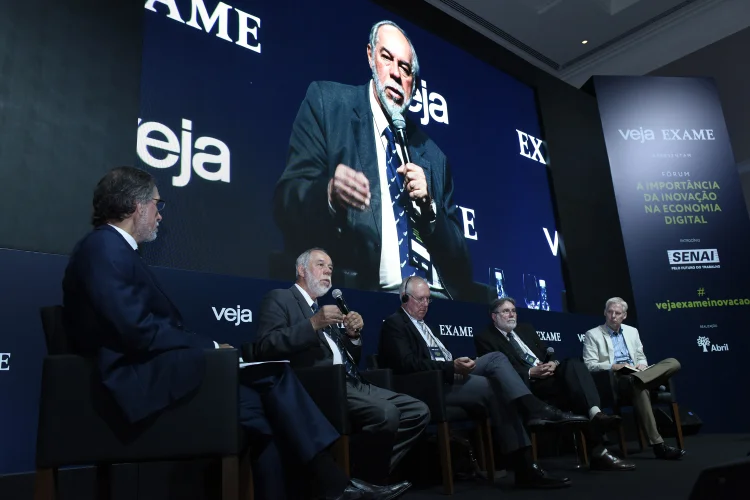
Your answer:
[255,248,430,482]
[63,167,408,499]
[475,298,635,471]
[273,20,488,302]
[582,297,686,460]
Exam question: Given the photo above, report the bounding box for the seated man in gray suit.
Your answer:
[583,297,685,460]
[255,248,430,484]
[378,276,588,489]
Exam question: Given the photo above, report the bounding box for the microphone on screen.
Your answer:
[391,112,434,218]
[331,289,350,315]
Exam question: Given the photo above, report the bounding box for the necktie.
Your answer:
[311,303,361,382]
[383,126,426,280]
[508,332,534,367]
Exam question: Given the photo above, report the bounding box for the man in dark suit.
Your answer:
[255,248,430,481]
[273,20,487,302]
[378,276,590,489]
[63,166,406,500]
[475,298,635,472]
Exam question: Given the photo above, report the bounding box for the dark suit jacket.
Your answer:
[62,225,216,423]
[474,322,554,382]
[254,285,361,368]
[378,308,455,385]
[273,81,477,300]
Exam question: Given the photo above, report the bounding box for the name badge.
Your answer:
[523,353,537,366]
[430,347,446,362]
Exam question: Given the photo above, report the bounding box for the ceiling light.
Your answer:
[582,40,588,44]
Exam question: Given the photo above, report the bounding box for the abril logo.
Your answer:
[137,118,231,187]
[212,306,252,326]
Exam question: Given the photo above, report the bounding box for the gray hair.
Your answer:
[369,20,420,93]
[399,275,427,300]
[604,297,628,314]
[490,297,515,314]
[295,247,328,279]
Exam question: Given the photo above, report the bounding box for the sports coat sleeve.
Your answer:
[254,288,321,360]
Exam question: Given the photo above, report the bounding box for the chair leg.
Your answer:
[33,468,57,500]
[474,424,486,470]
[618,424,628,457]
[239,447,254,500]
[332,435,350,478]
[96,465,111,500]
[531,432,538,462]
[437,422,454,495]
[222,456,239,500]
[671,402,685,450]
[578,430,589,466]
[482,418,495,485]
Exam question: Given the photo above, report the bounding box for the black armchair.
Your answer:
[592,370,684,455]
[35,306,250,500]
[368,355,495,495]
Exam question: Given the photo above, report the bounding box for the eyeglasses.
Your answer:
[153,198,166,211]
[493,308,516,317]
[407,294,432,304]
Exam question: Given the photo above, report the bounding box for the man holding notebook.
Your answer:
[583,297,685,460]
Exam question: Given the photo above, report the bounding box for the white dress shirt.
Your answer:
[402,307,452,361]
[495,325,540,378]
[295,284,360,365]
[368,82,444,291]
[108,224,220,350]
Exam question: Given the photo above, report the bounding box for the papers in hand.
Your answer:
[239,360,290,369]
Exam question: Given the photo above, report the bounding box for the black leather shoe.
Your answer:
[591,412,622,431]
[590,451,636,471]
[331,479,411,500]
[526,404,588,426]
[515,463,571,489]
[653,443,686,460]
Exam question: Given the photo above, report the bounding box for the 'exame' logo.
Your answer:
[137,118,231,187]
[667,249,719,265]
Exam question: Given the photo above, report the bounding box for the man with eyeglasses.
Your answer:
[63,167,406,500]
[378,276,588,489]
[475,298,636,472]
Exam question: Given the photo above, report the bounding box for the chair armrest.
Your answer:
[364,368,392,390]
[36,349,240,467]
[393,370,446,423]
[293,365,350,434]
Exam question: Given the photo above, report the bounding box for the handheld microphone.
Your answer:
[543,347,555,363]
[331,289,350,315]
[391,113,411,164]
[391,112,433,218]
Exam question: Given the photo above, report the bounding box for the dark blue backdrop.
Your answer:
[136,0,564,310]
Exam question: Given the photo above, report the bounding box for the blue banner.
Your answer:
[594,75,750,432]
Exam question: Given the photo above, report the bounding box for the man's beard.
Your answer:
[500,318,517,331]
[135,210,158,243]
[372,66,410,118]
[306,274,331,298]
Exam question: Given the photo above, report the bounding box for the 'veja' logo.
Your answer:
[439,325,473,337]
[144,0,261,53]
[618,127,716,143]
[577,334,586,343]
[408,80,449,126]
[697,336,728,352]
[213,306,252,326]
[137,118,231,187]
[516,130,546,164]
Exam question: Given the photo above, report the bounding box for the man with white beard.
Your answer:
[273,20,488,302]
[255,248,430,487]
